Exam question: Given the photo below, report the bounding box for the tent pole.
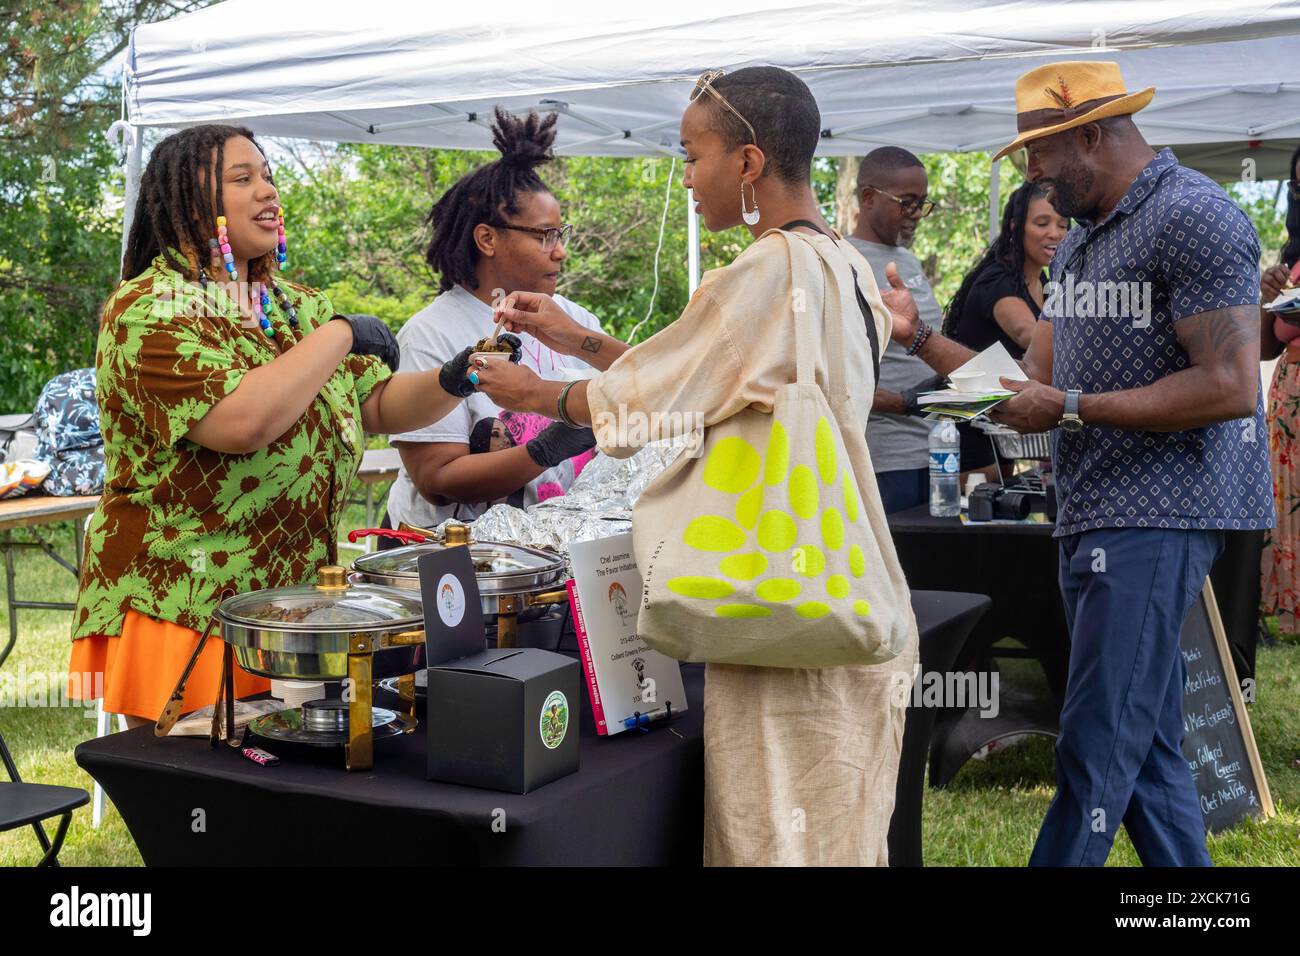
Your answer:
[987,157,1001,243]
[687,190,700,294]
[119,125,143,268]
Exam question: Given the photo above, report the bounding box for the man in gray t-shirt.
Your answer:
[847,147,944,512]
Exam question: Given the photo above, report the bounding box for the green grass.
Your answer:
[1,500,1297,866]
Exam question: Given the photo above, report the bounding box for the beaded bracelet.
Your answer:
[905,322,933,356]
[556,380,580,428]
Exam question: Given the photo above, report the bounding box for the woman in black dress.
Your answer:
[941,181,1069,478]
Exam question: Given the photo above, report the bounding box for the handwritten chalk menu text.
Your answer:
[1179,582,1274,833]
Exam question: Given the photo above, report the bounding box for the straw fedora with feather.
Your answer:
[993,61,1155,162]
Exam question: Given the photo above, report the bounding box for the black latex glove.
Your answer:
[900,373,948,416]
[438,334,523,398]
[331,313,401,373]
[526,421,597,469]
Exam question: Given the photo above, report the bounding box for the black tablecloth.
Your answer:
[77,666,705,866]
[76,591,988,867]
[888,506,1264,681]
[888,506,1070,705]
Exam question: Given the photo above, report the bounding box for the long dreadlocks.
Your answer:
[122,124,277,284]
[425,107,558,293]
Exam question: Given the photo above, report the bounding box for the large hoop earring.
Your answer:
[741,181,760,226]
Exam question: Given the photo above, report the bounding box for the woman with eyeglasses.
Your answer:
[384,109,602,540]
[1259,145,1300,637]
[473,67,918,866]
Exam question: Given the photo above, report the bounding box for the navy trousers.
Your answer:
[876,466,928,514]
[1029,527,1223,867]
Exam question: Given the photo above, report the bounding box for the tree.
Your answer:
[0,1,210,410]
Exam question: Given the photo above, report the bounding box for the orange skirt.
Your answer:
[68,609,270,721]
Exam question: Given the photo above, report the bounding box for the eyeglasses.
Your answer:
[689,69,757,146]
[865,185,936,219]
[493,222,573,251]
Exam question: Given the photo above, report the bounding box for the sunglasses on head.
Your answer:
[690,69,757,146]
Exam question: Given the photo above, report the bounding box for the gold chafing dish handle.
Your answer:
[398,521,440,539]
[526,587,571,607]
[383,629,426,647]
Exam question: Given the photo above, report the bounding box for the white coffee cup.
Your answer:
[949,370,986,393]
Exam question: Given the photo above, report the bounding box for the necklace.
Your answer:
[198,267,300,339]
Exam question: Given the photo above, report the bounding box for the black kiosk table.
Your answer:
[75,591,990,865]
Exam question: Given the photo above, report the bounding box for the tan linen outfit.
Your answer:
[587,228,919,866]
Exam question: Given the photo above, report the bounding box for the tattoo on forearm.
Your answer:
[581,336,601,354]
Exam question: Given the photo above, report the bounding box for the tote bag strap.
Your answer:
[780,229,847,403]
[779,221,881,386]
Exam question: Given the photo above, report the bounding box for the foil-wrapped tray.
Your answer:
[433,435,695,556]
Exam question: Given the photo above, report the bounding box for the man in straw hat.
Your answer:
[880,61,1273,866]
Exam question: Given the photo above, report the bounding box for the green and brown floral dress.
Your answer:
[72,255,391,641]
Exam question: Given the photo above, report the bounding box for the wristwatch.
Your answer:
[1059,389,1084,433]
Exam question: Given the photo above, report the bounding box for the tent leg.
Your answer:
[119,126,143,268]
[687,192,700,295]
[988,158,1001,243]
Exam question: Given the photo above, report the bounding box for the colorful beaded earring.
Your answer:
[200,211,300,339]
[276,206,287,267]
[215,215,237,281]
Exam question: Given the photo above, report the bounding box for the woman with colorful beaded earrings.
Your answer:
[67,124,486,725]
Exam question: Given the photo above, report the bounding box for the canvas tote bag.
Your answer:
[631,229,915,668]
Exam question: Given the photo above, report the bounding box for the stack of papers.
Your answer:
[1265,288,1300,317]
[918,342,1026,422]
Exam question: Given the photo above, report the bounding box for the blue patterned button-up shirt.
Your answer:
[1046,148,1274,538]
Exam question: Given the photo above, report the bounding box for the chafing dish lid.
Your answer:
[218,567,423,631]
[353,540,564,584]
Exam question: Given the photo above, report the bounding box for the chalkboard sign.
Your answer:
[1180,581,1274,833]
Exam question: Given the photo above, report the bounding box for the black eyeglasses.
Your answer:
[866,185,936,219]
[493,222,573,251]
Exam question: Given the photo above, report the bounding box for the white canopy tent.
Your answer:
[118,0,1300,289]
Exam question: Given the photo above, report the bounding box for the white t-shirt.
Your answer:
[385,284,604,530]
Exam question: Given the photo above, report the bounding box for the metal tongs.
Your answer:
[154,589,241,747]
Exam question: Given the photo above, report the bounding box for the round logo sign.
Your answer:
[436,573,465,628]
[540,690,569,750]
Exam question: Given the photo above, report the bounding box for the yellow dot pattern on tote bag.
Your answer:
[703,435,761,494]
[788,465,818,519]
[719,552,768,580]
[755,578,801,602]
[756,510,798,552]
[764,420,789,486]
[672,417,874,620]
[821,507,844,551]
[683,514,747,552]
[735,484,764,529]
[666,577,735,599]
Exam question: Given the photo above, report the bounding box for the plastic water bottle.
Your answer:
[929,420,961,517]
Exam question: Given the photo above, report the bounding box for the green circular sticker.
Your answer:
[540,690,569,750]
